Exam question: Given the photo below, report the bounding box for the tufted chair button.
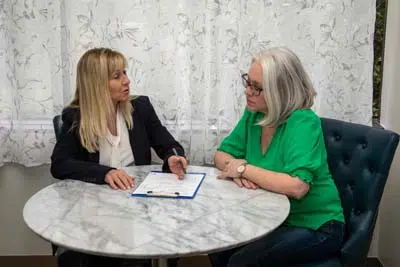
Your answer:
[335,135,341,141]
[369,166,375,173]
[355,209,361,215]
[344,159,350,164]
[362,142,368,149]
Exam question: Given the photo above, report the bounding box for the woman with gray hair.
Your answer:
[209,47,345,267]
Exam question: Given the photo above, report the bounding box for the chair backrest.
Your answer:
[53,115,62,142]
[50,115,63,256]
[321,117,399,266]
[51,114,63,256]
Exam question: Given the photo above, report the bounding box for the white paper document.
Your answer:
[131,171,206,199]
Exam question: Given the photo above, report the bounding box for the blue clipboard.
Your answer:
[131,171,206,199]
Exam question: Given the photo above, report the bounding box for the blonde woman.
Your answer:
[51,48,186,267]
[51,48,187,189]
[209,47,344,267]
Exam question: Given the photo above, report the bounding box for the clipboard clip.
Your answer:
[146,191,180,197]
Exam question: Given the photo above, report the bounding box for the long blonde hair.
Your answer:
[252,47,316,127]
[69,48,133,152]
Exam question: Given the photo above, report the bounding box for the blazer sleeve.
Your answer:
[140,97,185,172]
[50,108,114,184]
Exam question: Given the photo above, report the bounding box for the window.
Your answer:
[373,0,387,126]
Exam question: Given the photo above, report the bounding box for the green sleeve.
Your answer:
[283,110,327,184]
[217,109,250,159]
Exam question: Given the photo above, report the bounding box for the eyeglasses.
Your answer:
[241,73,263,96]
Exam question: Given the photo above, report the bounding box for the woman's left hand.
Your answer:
[233,178,259,189]
[217,159,246,179]
[168,156,187,179]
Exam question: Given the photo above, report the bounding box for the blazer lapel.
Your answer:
[130,112,140,164]
[88,151,100,163]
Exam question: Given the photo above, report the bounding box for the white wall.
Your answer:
[378,0,400,266]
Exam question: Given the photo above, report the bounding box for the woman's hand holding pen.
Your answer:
[168,156,187,179]
[105,169,135,190]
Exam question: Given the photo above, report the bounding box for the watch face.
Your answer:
[237,165,245,173]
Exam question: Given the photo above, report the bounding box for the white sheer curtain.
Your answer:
[0,0,375,167]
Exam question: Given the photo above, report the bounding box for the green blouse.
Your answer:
[218,108,344,230]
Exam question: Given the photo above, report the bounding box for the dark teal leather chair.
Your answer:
[53,115,62,141]
[305,118,399,267]
[51,115,62,256]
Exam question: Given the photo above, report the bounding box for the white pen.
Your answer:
[172,148,186,174]
[146,190,180,197]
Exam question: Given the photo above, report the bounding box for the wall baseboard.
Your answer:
[0,256,56,267]
[0,255,384,267]
[366,257,384,267]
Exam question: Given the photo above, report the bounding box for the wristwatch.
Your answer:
[237,162,248,177]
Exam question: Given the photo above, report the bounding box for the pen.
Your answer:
[146,191,180,197]
[172,148,186,174]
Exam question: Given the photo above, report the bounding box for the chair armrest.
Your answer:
[341,211,374,267]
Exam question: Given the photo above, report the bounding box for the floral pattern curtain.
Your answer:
[0,0,375,166]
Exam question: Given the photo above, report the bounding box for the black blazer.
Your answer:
[50,96,185,184]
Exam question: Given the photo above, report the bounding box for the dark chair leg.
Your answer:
[167,258,179,267]
[57,250,92,267]
[51,244,58,256]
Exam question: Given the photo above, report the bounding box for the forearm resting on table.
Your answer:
[242,165,310,199]
[214,151,235,170]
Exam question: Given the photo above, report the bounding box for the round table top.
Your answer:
[23,165,290,259]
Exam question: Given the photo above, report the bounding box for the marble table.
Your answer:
[23,165,290,262]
